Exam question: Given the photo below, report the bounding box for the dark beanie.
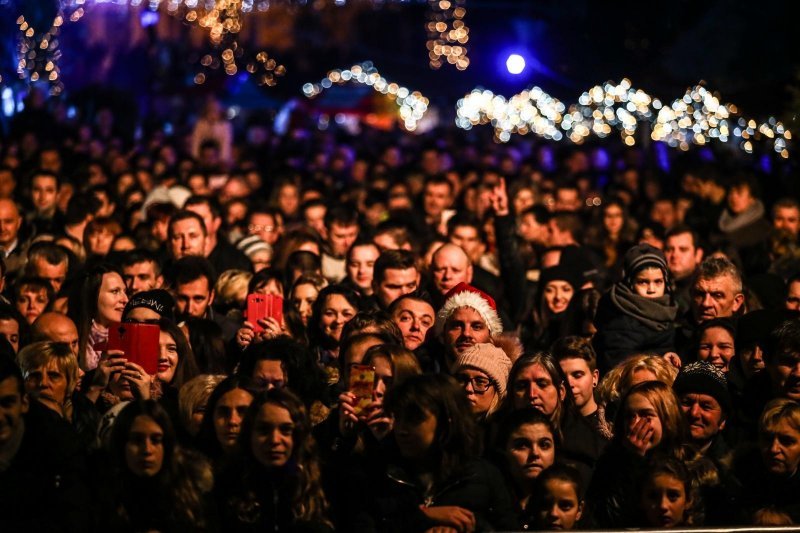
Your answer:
[123,289,176,322]
[623,243,669,282]
[673,361,731,414]
[539,264,583,292]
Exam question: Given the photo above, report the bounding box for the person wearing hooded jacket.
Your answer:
[593,243,678,374]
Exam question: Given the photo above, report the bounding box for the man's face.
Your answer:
[169,218,207,259]
[0,376,28,447]
[30,257,68,293]
[449,226,484,263]
[248,213,282,245]
[431,247,472,295]
[252,359,287,391]
[122,261,163,295]
[691,275,743,323]
[664,232,702,281]
[727,185,754,215]
[423,183,452,220]
[0,200,21,248]
[679,392,726,445]
[651,200,677,230]
[374,267,419,308]
[31,175,58,215]
[444,306,491,361]
[186,203,220,241]
[558,357,598,412]
[328,222,359,258]
[767,351,800,401]
[34,314,79,354]
[519,213,548,245]
[774,206,800,237]
[786,281,800,311]
[554,189,580,212]
[175,277,214,318]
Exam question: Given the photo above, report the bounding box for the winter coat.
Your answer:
[349,457,519,532]
[592,286,677,373]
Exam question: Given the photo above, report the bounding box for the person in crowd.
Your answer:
[371,249,419,309]
[772,197,800,239]
[14,276,53,324]
[496,408,558,527]
[306,285,361,380]
[451,342,512,425]
[593,243,678,372]
[185,195,252,274]
[17,340,79,419]
[215,388,333,532]
[99,400,214,531]
[178,373,226,437]
[68,264,129,370]
[120,249,164,296]
[664,225,704,315]
[349,373,518,531]
[585,197,637,270]
[530,464,586,531]
[388,291,435,353]
[524,264,582,350]
[695,317,736,372]
[24,241,70,293]
[0,302,27,353]
[717,174,772,252]
[637,456,700,528]
[344,239,380,298]
[435,282,504,366]
[195,375,257,469]
[320,204,360,283]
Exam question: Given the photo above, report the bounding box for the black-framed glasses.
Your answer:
[455,373,493,393]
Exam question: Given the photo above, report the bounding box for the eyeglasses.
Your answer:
[455,374,493,393]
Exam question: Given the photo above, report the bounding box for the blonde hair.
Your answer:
[17,341,79,399]
[178,374,227,436]
[760,398,800,435]
[214,269,253,308]
[598,354,678,408]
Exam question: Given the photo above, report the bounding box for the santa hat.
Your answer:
[435,282,503,337]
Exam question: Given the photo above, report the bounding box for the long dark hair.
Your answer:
[68,263,121,369]
[238,388,330,525]
[158,318,199,390]
[384,373,480,484]
[195,375,257,461]
[307,284,361,351]
[109,400,212,528]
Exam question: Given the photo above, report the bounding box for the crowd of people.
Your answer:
[0,88,799,531]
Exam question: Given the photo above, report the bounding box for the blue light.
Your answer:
[140,9,159,28]
[506,54,526,75]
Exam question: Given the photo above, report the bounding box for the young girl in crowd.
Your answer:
[195,375,257,470]
[587,380,691,527]
[99,400,213,531]
[525,265,583,350]
[637,456,698,528]
[592,243,678,373]
[531,464,586,530]
[451,342,512,425]
[215,389,332,532]
[496,408,558,527]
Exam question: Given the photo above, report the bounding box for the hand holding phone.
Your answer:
[107,322,161,375]
[247,294,284,333]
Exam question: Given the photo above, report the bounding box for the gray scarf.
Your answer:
[719,200,765,234]
[610,283,677,331]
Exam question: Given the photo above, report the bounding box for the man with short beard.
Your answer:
[434,282,503,368]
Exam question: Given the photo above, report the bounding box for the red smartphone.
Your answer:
[107,322,161,375]
[348,364,375,416]
[247,294,284,333]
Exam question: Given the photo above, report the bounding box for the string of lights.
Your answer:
[456,81,792,158]
[16,12,66,95]
[426,0,469,70]
[303,62,429,131]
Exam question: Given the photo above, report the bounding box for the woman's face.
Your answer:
[125,415,164,477]
[251,403,295,469]
[603,204,624,236]
[698,327,735,372]
[513,188,535,215]
[371,356,393,401]
[319,294,356,343]
[632,267,666,299]
[278,184,299,216]
[97,272,129,327]
[24,358,68,407]
[88,229,115,257]
[213,388,254,452]
[760,419,800,476]
[156,330,179,385]
[391,298,435,351]
[255,279,283,297]
[394,408,438,461]
[544,281,574,314]
[512,363,564,417]
[455,367,496,416]
[624,392,664,452]
[641,473,688,528]
[292,283,319,325]
[347,245,380,294]
[16,285,49,324]
[506,422,555,483]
